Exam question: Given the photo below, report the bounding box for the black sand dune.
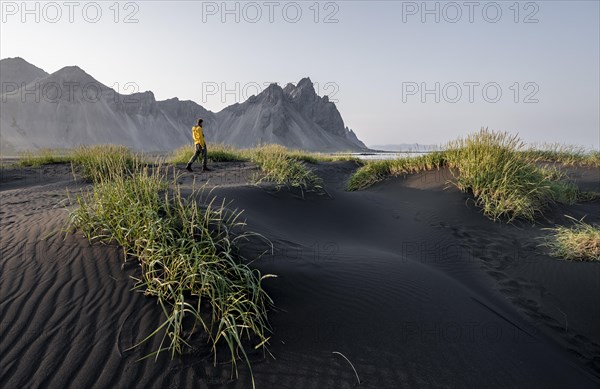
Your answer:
[1,161,599,388]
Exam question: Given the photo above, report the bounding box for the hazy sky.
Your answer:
[1,1,599,148]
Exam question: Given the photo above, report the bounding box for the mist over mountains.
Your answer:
[0,57,367,153]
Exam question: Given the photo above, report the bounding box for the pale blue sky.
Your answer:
[1,1,599,148]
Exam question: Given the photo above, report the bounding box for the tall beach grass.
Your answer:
[248,144,324,195]
[543,216,600,261]
[19,148,73,166]
[522,143,600,167]
[170,143,247,164]
[347,129,595,223]
[67,146,274,386]
[444,130,580,222]
[71,144,137,181]
[346,151,446,191]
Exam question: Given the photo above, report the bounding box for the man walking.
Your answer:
[186,118,209,172]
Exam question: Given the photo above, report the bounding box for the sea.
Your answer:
[332,151,435,161]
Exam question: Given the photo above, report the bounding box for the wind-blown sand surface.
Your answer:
[1,161,599,388]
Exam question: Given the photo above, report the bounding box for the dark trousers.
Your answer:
[188,143,207,168]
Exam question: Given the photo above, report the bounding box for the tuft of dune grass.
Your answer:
[347,129,594,223]
[169,144,248,164]
[522,143,600,167]
[17,145,137,180]
[346,151,446,191]
[19,148,74,166]
[170,143,325,195]
[249,144,324,196]
[67,148,273,387]
[71,144,137,182]
[444,130,580,222]
[543,216,600,261]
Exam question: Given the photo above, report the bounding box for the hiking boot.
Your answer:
[186,164,193,172]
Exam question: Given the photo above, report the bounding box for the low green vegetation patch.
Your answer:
[522,144,600,167]
[347,129,596,223]
[169,143,340,165]
[249,144,324,195]
[346,151,446,191]
[170,144,325,194]
[15,142,328,195]
[170,144,248,164]
[71,144,137,181]
[279,147,321,164]
[67,151,273,386]
[543,216,600,261]
[444,130,582,222]
[16,144,138,181]
[19,148,74,166]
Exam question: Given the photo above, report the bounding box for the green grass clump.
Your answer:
[543,216,600,261]
[209,144,249,162]
[347,129,593,223]
[248,144,329,164]
[322,154,365,164]
[346,151,446,191]
[249,144,324,195]
[170,144,325,194]
[71,144,137,182]
[67,158,273,386]
[282,148,321,164]
[588,151,600,166]
[170,143,361,165]
[522,144,600,167]
[19,149,73,166]
[169,144,248,164]
[444,130,575,222]
[168,146,195,164]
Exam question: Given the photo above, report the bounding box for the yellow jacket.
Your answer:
[192,125,205,147]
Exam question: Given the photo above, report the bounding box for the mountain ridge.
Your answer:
[0,57,49,87]
[0,58,366,152]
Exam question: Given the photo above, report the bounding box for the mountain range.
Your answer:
[0,57,366,153]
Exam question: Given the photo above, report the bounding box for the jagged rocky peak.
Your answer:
[280,77,346,137]
[345,127,362,143]
[261,82,285,103]
[296,77,315,90]
[284,77,317,103]
[283,82,295,95]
